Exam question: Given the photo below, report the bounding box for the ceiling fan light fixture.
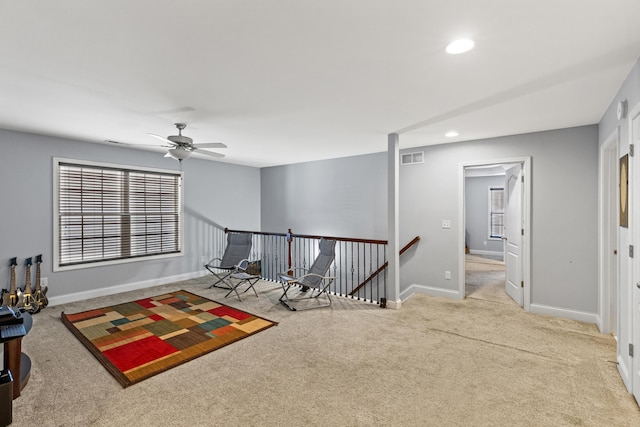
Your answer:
[149,123,226,161]
[167,148,191,161]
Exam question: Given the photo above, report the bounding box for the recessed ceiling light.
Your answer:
[445,131,459,137]
[446,39,474,54]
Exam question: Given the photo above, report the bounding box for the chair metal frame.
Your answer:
[205,232,253,292]
[277,238,336,311]
[224,272,260,301]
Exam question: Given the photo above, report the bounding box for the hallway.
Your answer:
[465,253,515,305]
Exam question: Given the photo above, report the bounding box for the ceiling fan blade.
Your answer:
[193,142,227,149]
[194,149,225,159]
[147,133,173,144]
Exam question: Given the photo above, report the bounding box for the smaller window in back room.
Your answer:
[489,187,504,239]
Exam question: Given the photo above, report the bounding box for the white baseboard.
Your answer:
[469,249,503,258]
[401,284,462,301]
[48,270,209,307]
[528,303,598,325]
[594,314,604,334]
[385,299,402,310]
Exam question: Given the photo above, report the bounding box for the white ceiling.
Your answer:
[1,0,639,167]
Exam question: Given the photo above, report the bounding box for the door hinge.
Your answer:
[521,175,524,182]
[521,281,524,288]
[630,144,635,157]
[630,245,634,258]
[630,343,634,357]
[521,229,524,236]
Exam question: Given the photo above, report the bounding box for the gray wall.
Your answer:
[0,129,260,301]
[400,125,599,314]
[465,175,504,254]
[260,152,387,239]
[259,125,599,316]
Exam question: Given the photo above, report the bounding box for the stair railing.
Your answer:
[223,228,386,306]
[348,236,420,306]
[218,228,420,307]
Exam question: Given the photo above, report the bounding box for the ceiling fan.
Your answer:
[147,123,227,161]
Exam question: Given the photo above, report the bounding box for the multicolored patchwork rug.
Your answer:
[61,290,277,387]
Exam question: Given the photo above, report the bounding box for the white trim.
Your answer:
[52,157,185,272]
[529,303,599,324]
[48,270,208,307]
[388,134,401,303]
[385,299,402,310]
[468,249,503,258]
[629,101,640,400]
[54,251,184,272]
[400,283,462,301]
[459,157,532,310]
[597,128,619,334]
[53,156,183,174]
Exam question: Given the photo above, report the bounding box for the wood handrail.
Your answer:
[349,236,420,296]
[225,228,388,245]
[224,227,288,237]
[399,235,421,256]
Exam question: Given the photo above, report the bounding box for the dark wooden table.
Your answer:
[1,311,32,399]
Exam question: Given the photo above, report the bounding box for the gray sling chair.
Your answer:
[205,232,256,300]
[277,238,336,311]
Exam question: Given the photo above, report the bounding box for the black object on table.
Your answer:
[1,310,32,400]
[0,369,13,426]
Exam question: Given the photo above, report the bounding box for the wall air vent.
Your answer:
[401,151,424,166]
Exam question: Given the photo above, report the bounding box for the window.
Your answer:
[54,158,183,271]
[489,187,504,239]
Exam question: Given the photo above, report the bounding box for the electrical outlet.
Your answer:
[442,220,451,229]
[41,277,48,287]
[445,271,451,280]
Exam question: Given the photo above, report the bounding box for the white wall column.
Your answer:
[387,133,401,308]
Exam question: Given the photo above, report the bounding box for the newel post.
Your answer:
[286,228,293,275]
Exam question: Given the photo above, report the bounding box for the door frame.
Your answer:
[598,128,619,335]
[630,101,640,403]
[459,156,532,309]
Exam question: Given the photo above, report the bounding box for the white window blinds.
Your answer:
[489,187,504,238]
[55,159,182,269]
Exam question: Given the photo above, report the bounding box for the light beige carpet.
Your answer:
[11,276,640,426]
[465,253,514,305]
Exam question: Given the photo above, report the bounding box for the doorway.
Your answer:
[599,129,619,336]
[464,165,511,304]
[465,252,510,303]
[459,157,531,309]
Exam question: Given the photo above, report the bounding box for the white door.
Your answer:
[631,106,640,405]
[504,164,523,306]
